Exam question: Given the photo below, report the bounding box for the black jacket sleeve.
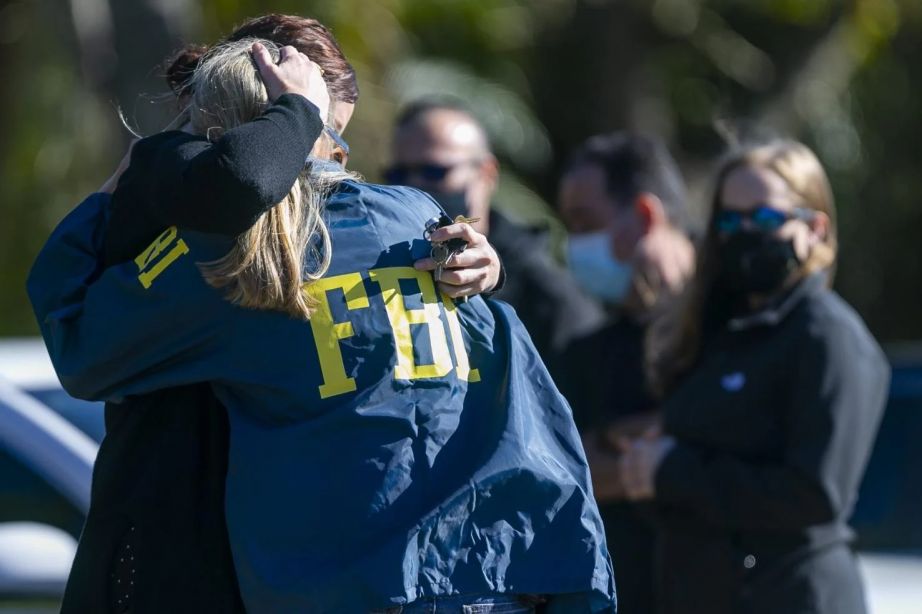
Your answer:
[105,93,323,264]
[654,316,890,532]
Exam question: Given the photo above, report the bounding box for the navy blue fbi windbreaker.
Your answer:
[28,182,617,613]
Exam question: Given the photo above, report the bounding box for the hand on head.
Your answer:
[251,42,330,121]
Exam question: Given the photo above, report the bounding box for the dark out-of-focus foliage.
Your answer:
[1,0,919,340]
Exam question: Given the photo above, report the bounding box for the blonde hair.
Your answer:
[646,140,838,395]
[188,38,356,319]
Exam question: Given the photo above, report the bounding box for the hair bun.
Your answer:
[165,43,209,96]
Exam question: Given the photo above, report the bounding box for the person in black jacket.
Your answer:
[617,139,890,614]
[385,99,606,362]
[555,133,696,614]
[62,29,331,614]
[63,16,502,614]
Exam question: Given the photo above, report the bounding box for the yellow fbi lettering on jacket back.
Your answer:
[130,230,478,398]
[135,226,189,289]
[305,266,481,399]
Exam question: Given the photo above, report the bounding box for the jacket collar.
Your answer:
[727,272,827,332]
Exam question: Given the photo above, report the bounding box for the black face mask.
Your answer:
[717,230,799,295]
[424,189,470,220]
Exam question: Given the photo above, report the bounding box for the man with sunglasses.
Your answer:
[386,99,605,362]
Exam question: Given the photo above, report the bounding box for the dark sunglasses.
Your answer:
[383,160,479,186]
[715,205,815,234]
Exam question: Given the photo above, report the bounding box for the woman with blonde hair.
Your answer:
[29,38,616,613]
[617,140,889,614]
[58,14,506,612]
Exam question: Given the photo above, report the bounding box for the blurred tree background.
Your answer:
[1,0,920,341]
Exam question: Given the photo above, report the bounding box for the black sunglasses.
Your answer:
[715,205,815,234]
[383,160,479,186]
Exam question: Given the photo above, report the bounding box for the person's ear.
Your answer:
[332,145,348,167]
[633,192,667,235]
[809,210,830,242]
[479,154,500,193]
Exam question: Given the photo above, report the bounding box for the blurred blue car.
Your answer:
[0,339,100,608]
[851,345,922,612]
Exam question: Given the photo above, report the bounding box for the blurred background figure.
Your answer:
[386,99,605,361]
[619,140,889,614]
[555,132,695,614]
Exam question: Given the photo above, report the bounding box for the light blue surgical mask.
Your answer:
[566,231,633,304]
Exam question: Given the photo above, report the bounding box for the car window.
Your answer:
[852,366,922,552]
[26,388,105,443]
[0,446,85,539]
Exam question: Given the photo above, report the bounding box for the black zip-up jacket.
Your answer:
[60,93,323,614]
[653,273,890,614]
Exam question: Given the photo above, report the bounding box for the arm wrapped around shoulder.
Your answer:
[107,93,323,258]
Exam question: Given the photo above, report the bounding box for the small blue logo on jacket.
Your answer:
[721,372,746,392]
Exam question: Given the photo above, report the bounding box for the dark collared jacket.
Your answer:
[653,274,890,614]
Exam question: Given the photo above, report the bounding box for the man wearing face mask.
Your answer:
[555,132,695,614]
[386,99,605,362]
